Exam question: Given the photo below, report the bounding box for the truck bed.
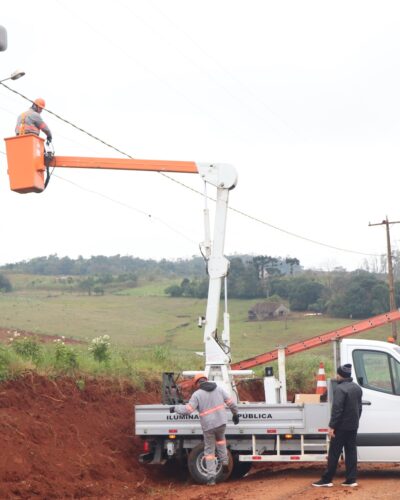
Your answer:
[135,402,330,436]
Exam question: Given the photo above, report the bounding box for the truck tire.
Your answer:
[230,452,252,479]
[187,443,233,484]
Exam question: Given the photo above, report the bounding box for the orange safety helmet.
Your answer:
[193,373,207,386]
[387,336,396,344]
[33,98,45,109]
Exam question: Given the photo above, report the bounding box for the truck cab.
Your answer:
[340,338,400,461]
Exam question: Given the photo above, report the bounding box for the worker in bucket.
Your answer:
[312,363,362,488]
[170,373,239,485]
[15,98,52,144]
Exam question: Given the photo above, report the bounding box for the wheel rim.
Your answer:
[196,453,222,478]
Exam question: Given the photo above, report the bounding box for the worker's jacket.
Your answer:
[329,377,363,431]
[175,381,238,432]
[15,108,52,139]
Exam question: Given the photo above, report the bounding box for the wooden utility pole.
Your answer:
[369,216,400,341]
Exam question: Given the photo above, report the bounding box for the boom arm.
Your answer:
[5,133,239,394]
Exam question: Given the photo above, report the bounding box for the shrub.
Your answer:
[10,335,41,362]
[0,346,12,380]
[54,339,78,372]
[88,335,111,362]
[152,345,169,363]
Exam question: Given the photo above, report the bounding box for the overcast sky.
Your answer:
[1,0,400,271]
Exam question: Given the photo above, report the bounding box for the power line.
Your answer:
[53,0,242,138]
[0,82,132,158]
[147,0,304,141]
[0,83,381,258]
[52,173,198,246]
[115,0,286,139]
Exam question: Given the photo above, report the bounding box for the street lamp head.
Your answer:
[11,70,25,80]
[0,69,25,84]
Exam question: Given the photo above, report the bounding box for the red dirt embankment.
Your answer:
[0,374,168,499]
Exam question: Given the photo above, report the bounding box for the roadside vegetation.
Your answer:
[0,331,333,394]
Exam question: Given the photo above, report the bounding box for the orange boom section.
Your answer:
[5,135,198,194]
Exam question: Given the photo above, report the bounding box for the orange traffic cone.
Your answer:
[316,362,327,396]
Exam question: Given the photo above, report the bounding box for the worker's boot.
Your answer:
[207,477,216,486]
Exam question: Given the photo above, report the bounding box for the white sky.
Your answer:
[1,0,400,271]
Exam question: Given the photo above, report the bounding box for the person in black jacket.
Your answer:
[312,363,363,488]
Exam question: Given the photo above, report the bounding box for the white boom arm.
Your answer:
[183,163,252,398]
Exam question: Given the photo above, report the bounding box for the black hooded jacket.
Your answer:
[329,377,363,431]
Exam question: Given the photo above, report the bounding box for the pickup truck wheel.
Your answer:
[187,443,233,484]
[230,452,252,479]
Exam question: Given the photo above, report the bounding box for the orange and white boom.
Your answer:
[4,135,237,192]
[4,133,242,397]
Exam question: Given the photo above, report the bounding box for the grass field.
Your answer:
[0,274,395,370]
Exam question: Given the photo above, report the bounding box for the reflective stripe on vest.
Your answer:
[205,454,215,460]
[199,404,225,417]
[19,112,26,135]
[17,112,40,136]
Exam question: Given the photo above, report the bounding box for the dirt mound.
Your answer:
[0,374,170,499]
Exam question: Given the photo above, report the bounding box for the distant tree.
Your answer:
[0,274,12,292]
[327,271,389,319]
[79,277,95,296]
[289,278,325,311]
[165,285,183,297]
[285,257,300,275]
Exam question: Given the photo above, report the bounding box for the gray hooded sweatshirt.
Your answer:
[175,381,238,431]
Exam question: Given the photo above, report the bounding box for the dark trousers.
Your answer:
[322,429,358,482]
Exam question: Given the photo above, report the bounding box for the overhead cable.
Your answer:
[0,83,380,258]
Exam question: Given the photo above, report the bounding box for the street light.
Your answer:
[0,25,7,51]
[0,70,25,84]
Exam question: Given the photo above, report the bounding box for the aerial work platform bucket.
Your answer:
[4,135,45,193]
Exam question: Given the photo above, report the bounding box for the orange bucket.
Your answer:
[4,135,45,193]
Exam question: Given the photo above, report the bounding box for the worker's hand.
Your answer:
[328,427,335,439]
[169,406,175,413]
[232,414,239,425]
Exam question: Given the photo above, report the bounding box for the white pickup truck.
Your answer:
[135,337,400,483]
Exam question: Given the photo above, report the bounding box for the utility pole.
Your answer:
[369,216,400,341]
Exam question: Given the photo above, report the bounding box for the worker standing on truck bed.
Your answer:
[312,363,362,488]
[15,98,52,144]
[170,373,239,485]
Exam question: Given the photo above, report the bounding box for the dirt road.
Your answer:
[1,374,399,499]
[173,464,400,500]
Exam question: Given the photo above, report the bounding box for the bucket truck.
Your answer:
[5,134,400,484]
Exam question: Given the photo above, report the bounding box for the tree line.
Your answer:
[2,253,398,320]
[165,257,400,320]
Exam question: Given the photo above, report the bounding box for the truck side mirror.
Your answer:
[0,26,7,51]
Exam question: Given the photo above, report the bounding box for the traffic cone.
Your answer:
[316,362,327,396]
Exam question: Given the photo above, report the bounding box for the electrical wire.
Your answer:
[115,0,287,139]
[51,173,198,246]
[0,82,381,258]
[147,0,304,141]
[53,0,240,137]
